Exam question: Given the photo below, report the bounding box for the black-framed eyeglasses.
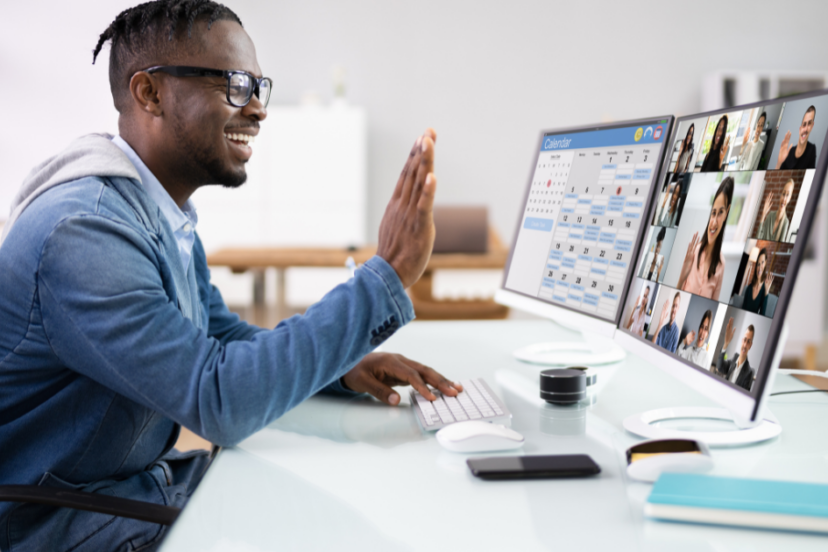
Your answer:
[144,66,272,108]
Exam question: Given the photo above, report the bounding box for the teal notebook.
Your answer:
[646,473,828,533]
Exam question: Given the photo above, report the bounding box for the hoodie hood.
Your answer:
[1,133,140,243]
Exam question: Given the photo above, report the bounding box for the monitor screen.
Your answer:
[503,119,673,324]
[619,92,828,402]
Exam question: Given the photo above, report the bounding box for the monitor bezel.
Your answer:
[615,88,828,423]
[499,115,675,330]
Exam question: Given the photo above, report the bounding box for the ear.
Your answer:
[129,72,164,117]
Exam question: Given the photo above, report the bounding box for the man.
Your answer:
[677,309,712,367]
[716,318,756,392]
[639,227,666,282]
[0,2,462,550]
[625,284,650,337]
[775,105,817,170]
[651,291,681,354]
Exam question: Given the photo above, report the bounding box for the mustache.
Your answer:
[225,122,260,131]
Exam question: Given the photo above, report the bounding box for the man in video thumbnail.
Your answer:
[776,105,816,170]
[651,292,681,353]
[677,309,711,367]
[625,284,650,337]
[716,318,756,391]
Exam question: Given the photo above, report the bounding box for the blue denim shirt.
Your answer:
[0,136,413,548]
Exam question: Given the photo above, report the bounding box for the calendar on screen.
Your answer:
[504,121,669,323]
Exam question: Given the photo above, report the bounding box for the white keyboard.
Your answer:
[410,377,511,431]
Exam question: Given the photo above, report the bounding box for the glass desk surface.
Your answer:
[161,320,828,552]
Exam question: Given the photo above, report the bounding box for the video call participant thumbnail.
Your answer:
[756,178,794,242]
[738,111,767,171]
[673,123,695,173]
[640,227,667,282]
[658,177,684,228]
[776,105,817,170]
[650,290,683,354]
[735,247,774,315]
[625,282,652,337]
[676,176,734,300]
[701,115,729,173]
[677,308,712,367]
[716,318,756,392]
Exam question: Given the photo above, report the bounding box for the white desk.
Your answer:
[161,320,828,551]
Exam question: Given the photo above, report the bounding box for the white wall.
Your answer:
[3,0,828,244]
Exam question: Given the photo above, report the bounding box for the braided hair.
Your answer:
[92,0,242,113]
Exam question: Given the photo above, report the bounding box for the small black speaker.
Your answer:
[540,367,595,405]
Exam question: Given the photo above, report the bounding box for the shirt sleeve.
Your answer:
[37,214,414,446]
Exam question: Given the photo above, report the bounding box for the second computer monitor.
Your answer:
[617,89,828,424]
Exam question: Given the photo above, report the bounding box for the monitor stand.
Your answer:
[622,324,788,447]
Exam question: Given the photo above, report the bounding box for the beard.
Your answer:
[169,116,248,189]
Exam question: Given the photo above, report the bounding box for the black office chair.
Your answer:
[0,445,221,526]
[0,486,180,525]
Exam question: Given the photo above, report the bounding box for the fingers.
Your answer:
[417,173,437,216]
[415,361,463,397]
[396,135,424,203]
[410,136,435,210]
[365,376,404,406]
[393,129,434,202]
[392,135,422,200]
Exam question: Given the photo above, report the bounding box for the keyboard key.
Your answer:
[437,410,455,424]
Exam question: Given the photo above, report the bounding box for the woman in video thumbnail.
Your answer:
[700,115,729,172]
[673,124,695,173]
[739,248,773,314]
[756,178,794,241]
[738,112,767,171]
[659,177,682,227]
[642,227,666,281]
[676,177,734,299]
[776,106,817,170]
[677,309,711,366]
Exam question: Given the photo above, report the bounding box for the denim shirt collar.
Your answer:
[111,136,198,272]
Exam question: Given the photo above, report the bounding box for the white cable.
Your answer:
[777,369,828,379]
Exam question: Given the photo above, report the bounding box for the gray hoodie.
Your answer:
[1,133,139,243]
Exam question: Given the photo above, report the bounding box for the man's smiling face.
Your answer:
[153,19,266,189]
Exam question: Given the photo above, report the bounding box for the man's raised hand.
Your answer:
[377,129,438,289]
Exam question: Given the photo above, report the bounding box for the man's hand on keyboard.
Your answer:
[341,352,463,406]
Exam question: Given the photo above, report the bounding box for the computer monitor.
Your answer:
[615,89,828,445]
[495,117,675,364]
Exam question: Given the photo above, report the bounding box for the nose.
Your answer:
[242,93,268,122]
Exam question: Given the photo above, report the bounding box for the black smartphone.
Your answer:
[467,454,600,480]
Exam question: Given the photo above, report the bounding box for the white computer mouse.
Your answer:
[436,421,524,453]
[626,445,714,483]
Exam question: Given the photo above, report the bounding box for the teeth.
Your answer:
[224,133,255,144]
